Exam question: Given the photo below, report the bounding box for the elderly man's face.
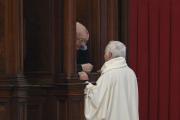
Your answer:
[104,51,112,62]
[76,38,87,50]
[76,38,81,49]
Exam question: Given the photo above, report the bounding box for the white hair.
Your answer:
[105,41,126,58]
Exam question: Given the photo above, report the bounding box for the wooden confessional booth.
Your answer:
[0,0,128,119]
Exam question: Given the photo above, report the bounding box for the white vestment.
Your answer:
[84,57,139,120]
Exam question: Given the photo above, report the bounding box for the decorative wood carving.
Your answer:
[0,0,5,74]
[63,0,76,76]
[0,0,119,120]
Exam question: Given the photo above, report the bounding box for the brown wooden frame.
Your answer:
[0,0,121,119]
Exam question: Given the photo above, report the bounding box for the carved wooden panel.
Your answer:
[16,102,27,120]
[26,98,45,120]
[57,95,84,120]
[0,0,121,120]
[27,104,42,120]
[23,0,53,73]
[0,100,10,120]
[52,0,64,74]
[76,0,102,71]
[77,0,120,71]
[57,97,68,120]
[68,97,84,120]
[0,0,5,74]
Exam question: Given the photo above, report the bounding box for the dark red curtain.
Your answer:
[129,0,180,119]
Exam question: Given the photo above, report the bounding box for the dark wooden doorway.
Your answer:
[0,0,126,119]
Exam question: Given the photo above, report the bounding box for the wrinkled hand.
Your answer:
[78,72,89,81]
[81,63,93,73]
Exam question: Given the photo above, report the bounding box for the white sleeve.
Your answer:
[84,74,110,119]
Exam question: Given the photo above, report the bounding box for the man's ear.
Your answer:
[109,52,112,59]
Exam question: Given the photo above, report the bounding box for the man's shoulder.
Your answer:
[103,66,136,77]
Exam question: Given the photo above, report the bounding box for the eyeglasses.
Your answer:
[77,38,87,43]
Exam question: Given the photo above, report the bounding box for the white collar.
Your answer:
[79,45,88,50]
[101,57,127,74]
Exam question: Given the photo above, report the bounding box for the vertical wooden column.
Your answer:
[90,0,101,70]
[3,0,27,120]
[63,0,76,78]
[107,0,119,40]
[5,0,24,76]
[100,0,108,66]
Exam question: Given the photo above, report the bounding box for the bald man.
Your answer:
[76,22,93,80]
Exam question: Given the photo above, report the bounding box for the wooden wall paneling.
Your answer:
[63,0,76,76]
[107,0,119,41]
[45,96,57,120]
[76,0,120,70]
[52,0,64,74]
[0,0,122,120]
[51,82,86,120]
[0,0,5,75]
[26,98,45,120]
[23,0,52,74]
[68,96,84,120]
[2,1,28,119]
[89,0,101,70]
[0,99,11,120]
[15,87,48,120]
[76,0,90,25]
[77,0,103,70]
[10,94,26,120]
[9,86,61,120]
[57,97,68,120]
[5,0,24,76]
[16,102,27,120]
[99,0,108,66]
[95,0,120,68]
[55,95,84,120]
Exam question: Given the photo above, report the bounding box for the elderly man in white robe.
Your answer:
[81,41,139,120]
